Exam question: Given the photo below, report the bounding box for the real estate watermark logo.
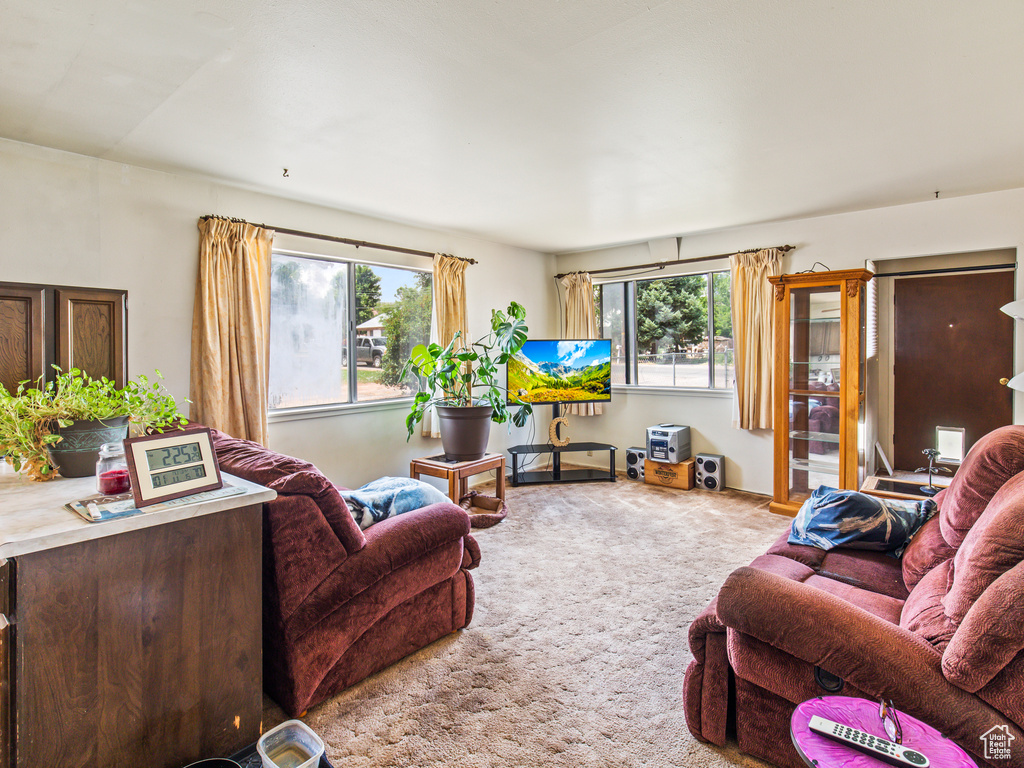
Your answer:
[981,724,1015,761]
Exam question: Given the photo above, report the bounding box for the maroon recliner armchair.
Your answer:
[807,404,839,454]
[211,430,480,716]
[685,425,1024,767]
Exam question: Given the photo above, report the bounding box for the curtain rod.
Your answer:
[199,215,478,264]
[554,244,794,279]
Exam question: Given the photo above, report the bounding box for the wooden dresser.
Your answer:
[0,467,275,768]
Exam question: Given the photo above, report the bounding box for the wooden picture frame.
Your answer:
[124,427,222,507]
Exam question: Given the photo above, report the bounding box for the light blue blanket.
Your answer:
[340,476,452,530]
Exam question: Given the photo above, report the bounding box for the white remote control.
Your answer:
[808,715,930,767]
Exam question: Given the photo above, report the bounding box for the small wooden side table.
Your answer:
[410,453,506,503]
[861,471,952,501]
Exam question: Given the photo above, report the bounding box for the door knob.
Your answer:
[1000,377,1010,386]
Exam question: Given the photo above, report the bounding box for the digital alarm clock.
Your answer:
[123,427,223,507]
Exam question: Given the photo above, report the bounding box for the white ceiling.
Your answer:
[4,1,1024,253]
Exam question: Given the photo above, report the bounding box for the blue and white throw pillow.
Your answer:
[789,486,936,557]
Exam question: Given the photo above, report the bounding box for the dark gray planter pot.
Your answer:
[436,405,493,461]
[46,416,130,478]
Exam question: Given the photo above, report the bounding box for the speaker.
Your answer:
[625,447,646,480]
[695,453,725,491]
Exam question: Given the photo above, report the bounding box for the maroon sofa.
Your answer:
[807,404,839,454]
[685,425,1024,767]
[210,429,480,716]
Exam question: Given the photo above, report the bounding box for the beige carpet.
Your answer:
[265,478,790,767]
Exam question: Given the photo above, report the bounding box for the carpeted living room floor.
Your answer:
[264,476,788,767]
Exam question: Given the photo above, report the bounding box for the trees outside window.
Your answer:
[636,275,708,356]
[354,265,382,324]
[380,272,432,390]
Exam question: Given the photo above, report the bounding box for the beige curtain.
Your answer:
[189,218,274,444]
[560,271,603,416]
[422,253,470,437]
[730,248,782,429]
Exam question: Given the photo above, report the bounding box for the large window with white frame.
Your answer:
[268,251,432,410]
[595,270,732,390]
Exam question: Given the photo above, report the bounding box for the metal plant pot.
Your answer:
[436,405,493,461]
[46,416,130,478]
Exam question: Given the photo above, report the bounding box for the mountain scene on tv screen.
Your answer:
[508,342,612,403]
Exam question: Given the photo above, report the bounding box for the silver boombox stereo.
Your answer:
[645,424,691,464]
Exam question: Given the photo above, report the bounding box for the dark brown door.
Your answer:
[893,271,1014,470]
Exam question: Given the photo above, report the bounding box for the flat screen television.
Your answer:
[507,339,612,405]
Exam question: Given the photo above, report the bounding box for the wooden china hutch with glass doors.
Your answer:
[768,269,873,516]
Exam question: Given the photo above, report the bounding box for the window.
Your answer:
[595,270,732,390]
[268,253,432,410]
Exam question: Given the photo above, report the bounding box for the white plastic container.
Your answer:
[257,720,325,768]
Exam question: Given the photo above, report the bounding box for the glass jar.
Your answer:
[96,441,131,495]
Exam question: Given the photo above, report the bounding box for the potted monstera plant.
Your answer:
[402,301,532,460]
[0,367,186,480]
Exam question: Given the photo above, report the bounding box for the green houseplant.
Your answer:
[402,301,533,460]
[0,367,187,481]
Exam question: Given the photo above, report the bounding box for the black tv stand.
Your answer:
[507,441,617,486]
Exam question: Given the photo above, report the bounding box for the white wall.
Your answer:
[0,138,556,487]
[556,190,1024,494]
[5,134,1022,495]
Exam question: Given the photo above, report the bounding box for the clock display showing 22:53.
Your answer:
[145,442,203,471]
[124,427,223,507]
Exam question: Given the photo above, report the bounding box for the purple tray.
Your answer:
[791,696,977,767]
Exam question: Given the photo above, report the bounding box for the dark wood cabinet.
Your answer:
[0,286,45,394]
[14,508,262,767]
[0,282,127,390]
[56,288,127,386]
[0,560,10,768]
[0,473,272,768]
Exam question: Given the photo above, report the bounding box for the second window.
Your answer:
[595,270,732,390]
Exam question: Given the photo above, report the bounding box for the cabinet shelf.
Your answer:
[790,430,841,444]
[790,457,841,474]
